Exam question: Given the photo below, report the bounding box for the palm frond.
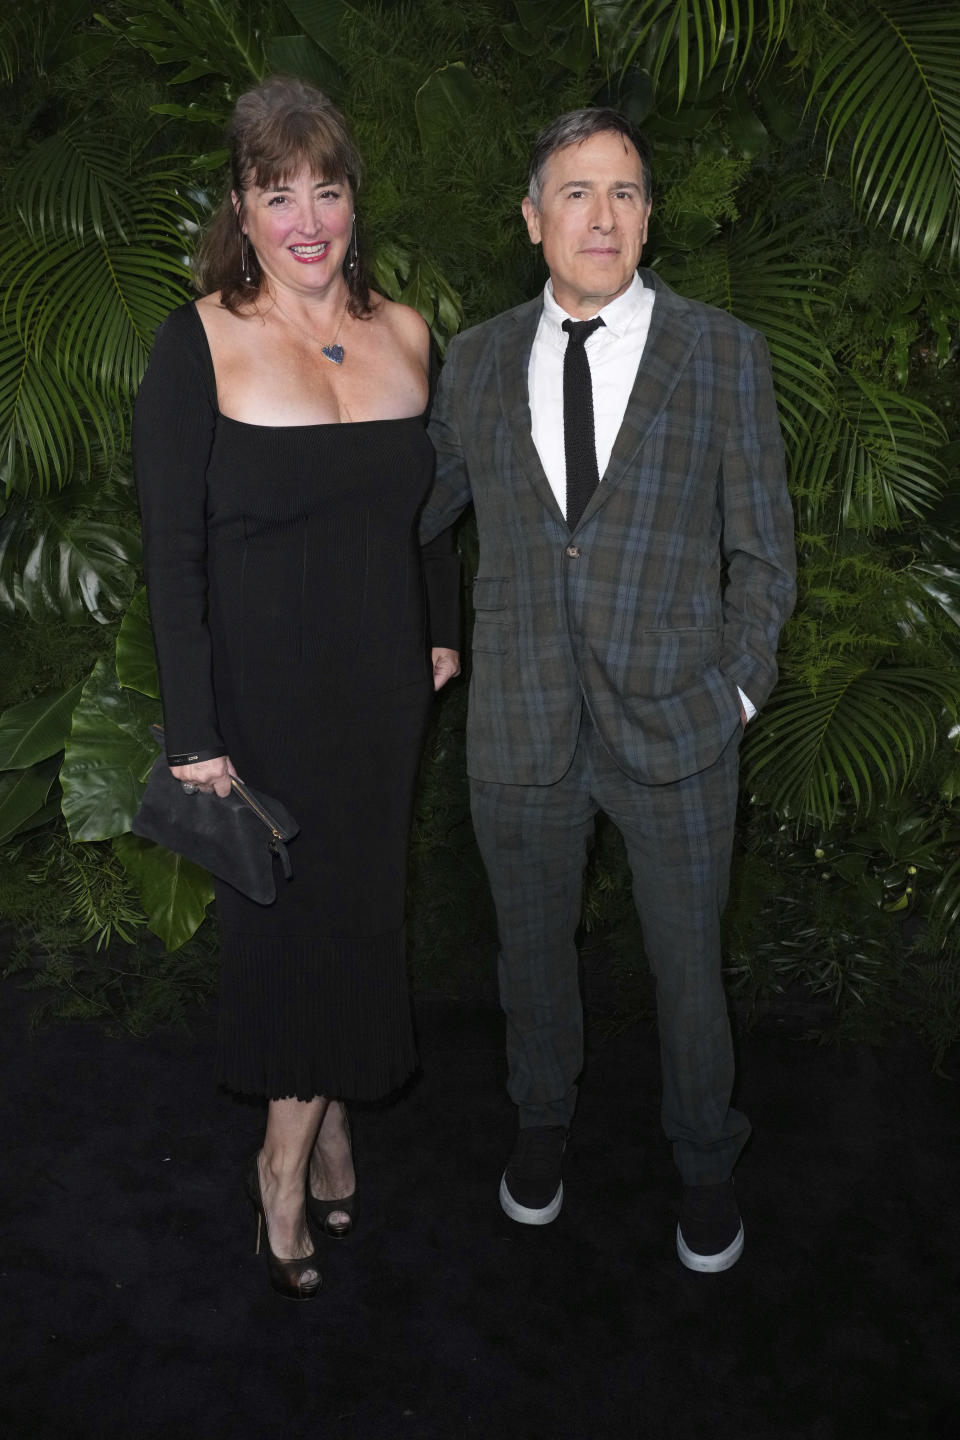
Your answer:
[744,663,960,823]
[810,1,960,259]
[0,152,196,490]
[595,0,792,104]
[663,220,835,459]
[16,228,193,397]
[0,328,111,494]
[794,372,947,530]
[0,8,32,81]
[4,129,139,245]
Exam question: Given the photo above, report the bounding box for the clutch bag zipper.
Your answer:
[230,777,284,840]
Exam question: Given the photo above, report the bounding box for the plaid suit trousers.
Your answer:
[470,707,750,1185]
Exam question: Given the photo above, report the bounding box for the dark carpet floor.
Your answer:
[2,968,959,1440]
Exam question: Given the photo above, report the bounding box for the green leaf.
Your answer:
[810,1,960,259]
[725,84,770,159]
[744,663,960,824]
[0,326,104,493]
[795,374,948,531]
[281,0,354,64]
[60,659,160,841]
[0,681,85,768]
[663,220,836,459]
[115,0,268,86]
[4,129,139,246]
[115,586,160,698]
[265,33,343,93]
[502,21,545,57]
[514,0,585,33]
[0,145,197,491]
[755,69,803,143]
[113,831,214,951]
[0,755,62,844]
[14,219,194,399]
[910,562,960,640]
[0,483,141,623]
[602,0,792,106]
[369,242,464,350]
[149,102,227,125]
[415,63,484,152]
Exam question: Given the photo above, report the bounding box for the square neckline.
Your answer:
[186,299,432,431]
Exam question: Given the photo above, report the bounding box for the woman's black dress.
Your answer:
[133,304,458,1101]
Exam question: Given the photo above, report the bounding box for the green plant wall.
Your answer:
[1,0,959,1049]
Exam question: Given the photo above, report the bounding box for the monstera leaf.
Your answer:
[60,659,160,841]
[0,485,140,623]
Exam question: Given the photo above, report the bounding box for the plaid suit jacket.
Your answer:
[421,269,796,786]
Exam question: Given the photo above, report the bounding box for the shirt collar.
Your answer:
[541,271,648,341]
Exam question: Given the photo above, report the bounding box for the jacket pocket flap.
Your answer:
[472,576,509,610]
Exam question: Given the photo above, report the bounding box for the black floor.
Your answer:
[3,971,959,1440]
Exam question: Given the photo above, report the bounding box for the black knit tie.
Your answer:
[562,316,605,529]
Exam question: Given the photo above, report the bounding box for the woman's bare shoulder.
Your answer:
[370,293,430,355]
[194,291,264,348]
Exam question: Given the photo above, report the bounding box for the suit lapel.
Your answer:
[495,298,567,527]
[573,272,703,532]
[491,275,703,533]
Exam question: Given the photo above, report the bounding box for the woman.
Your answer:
[133,77,460,1300]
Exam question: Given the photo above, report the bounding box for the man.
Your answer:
[420,109,796,1271]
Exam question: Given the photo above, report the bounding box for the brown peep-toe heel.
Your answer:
[307,1105,357,1239]
[245,1154,322,1300]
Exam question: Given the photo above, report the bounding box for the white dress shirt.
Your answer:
[529,272,654,512]
[527,272,755,721]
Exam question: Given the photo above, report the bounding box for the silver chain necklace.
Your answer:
[270,294,349,365]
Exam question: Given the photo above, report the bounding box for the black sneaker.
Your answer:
[676,1179,744,1272]
[499,1126,567,1225]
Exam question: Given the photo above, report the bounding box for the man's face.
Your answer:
[522,130,651,318]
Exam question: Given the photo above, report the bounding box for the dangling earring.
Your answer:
[240,232,256,285]
[346,216,358,273]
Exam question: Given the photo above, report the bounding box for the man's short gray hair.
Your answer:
[526,108,654,210]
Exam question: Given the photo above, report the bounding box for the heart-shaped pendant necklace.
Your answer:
[272,294,349,364]
[320,298,348,364]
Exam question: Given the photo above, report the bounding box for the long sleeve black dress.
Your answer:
[133,302,459,1102]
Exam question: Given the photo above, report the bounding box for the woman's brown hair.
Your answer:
[194,76,372,318]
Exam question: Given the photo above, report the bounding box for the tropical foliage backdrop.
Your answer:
[1,0,959,1056]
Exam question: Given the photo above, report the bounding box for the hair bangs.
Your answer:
[245,115,351,194]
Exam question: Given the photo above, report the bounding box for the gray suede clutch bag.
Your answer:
[131,730,299,904]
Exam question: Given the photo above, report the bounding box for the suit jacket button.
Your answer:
[566,545,580,558]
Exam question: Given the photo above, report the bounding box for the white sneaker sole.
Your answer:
[676,1220,744,1272]
[499,1174,564,1225]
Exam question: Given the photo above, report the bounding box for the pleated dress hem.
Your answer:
[216,927,419,1103]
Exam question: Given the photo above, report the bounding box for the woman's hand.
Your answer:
[431,648,461,691]
[170,755,237,798]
